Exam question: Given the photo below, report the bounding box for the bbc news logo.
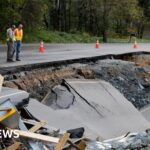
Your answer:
[0,130,19,138]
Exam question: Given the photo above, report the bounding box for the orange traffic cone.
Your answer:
[133,40,138,49]
[95,40,100,49]
[39,41,44,53]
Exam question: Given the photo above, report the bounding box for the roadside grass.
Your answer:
[1,28,150,43]
[108,37,150,43]
[23,29,99,43]
[24,29,150,43]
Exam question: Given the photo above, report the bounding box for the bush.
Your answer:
[23,29,100,43]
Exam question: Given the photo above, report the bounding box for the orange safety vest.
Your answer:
[14,28,23,41]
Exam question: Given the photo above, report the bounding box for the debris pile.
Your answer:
[0,75,87,150]
[27,79,150,141]
[92,57,150,109]
[3,54,150,110]
[86,130,150,150]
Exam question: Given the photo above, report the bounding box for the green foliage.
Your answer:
[23,28,150,43]
[21,0,47,27]
[0,0,22,30]
[0,0,149,43]
[23,29,99,43]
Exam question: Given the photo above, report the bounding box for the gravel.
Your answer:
[86,129,150,150]
[92,59,150,109]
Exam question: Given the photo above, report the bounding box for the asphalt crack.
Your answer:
[63,80,104,118]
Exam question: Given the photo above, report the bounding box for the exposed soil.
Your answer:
[3,67,94,101]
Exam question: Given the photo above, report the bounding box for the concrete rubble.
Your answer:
[91,55,150,109]
[0,76,85,149]
[86,130,150,150]
[140,104,150,122]
[3,54,150,110]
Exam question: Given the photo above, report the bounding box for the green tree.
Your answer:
[0,0,23,32]
[21,0,47,28]
[113,0,143,36]
[0,0,148,42]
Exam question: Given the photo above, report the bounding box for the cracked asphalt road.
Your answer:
[0,43,150,68]
[27,79,150,140]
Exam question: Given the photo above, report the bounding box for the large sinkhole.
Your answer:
[3,53,150,110]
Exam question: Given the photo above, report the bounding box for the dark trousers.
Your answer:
[15,41,22,59]
[7,41,15,61]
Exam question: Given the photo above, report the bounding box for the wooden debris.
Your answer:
[41,90,52,104]
[55,133,70,150]
[77,140,86,150]
[0,108,12,112]
[67,139,81,150]
[5,142,21,150]
[0,74,4,93]
[29,121,47,133]
[9,126,85,150]
[14,129,59,143]
[66,139,86,150]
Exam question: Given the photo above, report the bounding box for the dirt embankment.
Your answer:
[3,67,93,100]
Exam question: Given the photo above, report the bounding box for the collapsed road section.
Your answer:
[35,79,149,140]
[3,53,150,109]
[0,52,150,149]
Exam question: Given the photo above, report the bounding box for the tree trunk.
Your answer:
[68,0,71,31]
[102,29,108,43]
[102,0,109,43]
[43,14,49,29]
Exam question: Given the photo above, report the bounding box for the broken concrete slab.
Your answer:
[42,85,74,109]
[0,87,29,128]
[27,99,98,139]
[0,87,29,106]
[27,79,149,141]
[64,79,150,139]
[140,104,150,122]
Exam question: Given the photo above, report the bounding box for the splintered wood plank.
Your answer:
[77,140,86,150]
[67,139,81,150]
[0,74,4,93]
[41,90,52,103]
[0,108,12,111]
[5,142,21,150]
[55,133,69,150]
[66,139,86,150]
[29,121,47,133]
[14,130,59,143]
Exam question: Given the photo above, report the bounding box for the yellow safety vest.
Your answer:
[15,28,23,41]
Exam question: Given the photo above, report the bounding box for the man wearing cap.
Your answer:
[6,25,16,62]
[14,24,23,61]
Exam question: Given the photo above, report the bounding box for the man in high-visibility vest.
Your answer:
[14,24,23,61]
[6,25,16,62]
